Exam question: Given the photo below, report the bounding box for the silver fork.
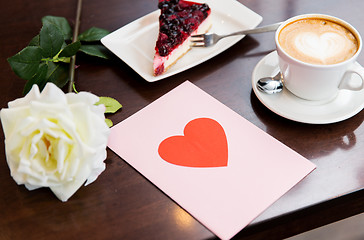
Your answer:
[191,22,283,47]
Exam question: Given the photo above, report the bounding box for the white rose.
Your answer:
[0,83,110,202]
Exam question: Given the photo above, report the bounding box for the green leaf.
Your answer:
[59,41,81,57]
[42,16,72,40]
[40,22,65,58]
[72,83,79,93]
[79,45,111,59]
[96,97,122,113]
[105,118,113,127]
[46,62,69,88]
[7,46,42,80]
[29,35,40,46]
[78,27,110,42]
[23,63,48,95]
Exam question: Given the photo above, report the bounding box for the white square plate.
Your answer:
[101,0,262,82]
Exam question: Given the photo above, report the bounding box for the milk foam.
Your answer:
[279,19,358,65]
[294,31,347,64]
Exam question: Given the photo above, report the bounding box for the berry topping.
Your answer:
[156,0,211,56]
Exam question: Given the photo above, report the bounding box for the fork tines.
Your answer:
[190,34,206,47]
[191,34,205,39]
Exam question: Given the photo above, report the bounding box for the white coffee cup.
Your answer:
[275,14,364,101]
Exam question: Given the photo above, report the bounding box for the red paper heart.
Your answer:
[158,118,228,168]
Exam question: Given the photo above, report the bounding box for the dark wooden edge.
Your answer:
[228,189,364,240]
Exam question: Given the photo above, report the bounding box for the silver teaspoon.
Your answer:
[256,72,283,94]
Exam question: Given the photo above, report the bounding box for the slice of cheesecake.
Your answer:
[153,0,212,76]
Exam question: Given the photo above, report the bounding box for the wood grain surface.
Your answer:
[0,0,363,239]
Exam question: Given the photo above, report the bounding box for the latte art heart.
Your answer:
[294,32,347,64]
[278,18,358,65]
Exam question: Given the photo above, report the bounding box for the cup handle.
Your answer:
[339,63,364,91]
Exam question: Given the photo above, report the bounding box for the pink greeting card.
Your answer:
[107,81,315,240]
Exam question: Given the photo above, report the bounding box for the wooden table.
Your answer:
[0,0,363,239]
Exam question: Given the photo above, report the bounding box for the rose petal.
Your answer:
[0,83,110,202]
[8,84,41,108]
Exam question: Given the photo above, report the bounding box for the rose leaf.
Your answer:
[23,63,48,95]
[40,22,65,58]
[46,62,69,88]
[7,46,43,81]
[96,97,122,113]
[79,45,112,59]
[78,27,110,42]
[105,118,113,128]
[59,41,81,58]
[29,35,40,46]
[42,15,72,41]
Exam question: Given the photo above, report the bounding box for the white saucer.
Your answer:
[252,51,364,124]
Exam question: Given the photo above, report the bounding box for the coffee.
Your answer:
[278,18,358,65]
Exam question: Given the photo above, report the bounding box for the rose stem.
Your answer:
[68,0,83,93]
